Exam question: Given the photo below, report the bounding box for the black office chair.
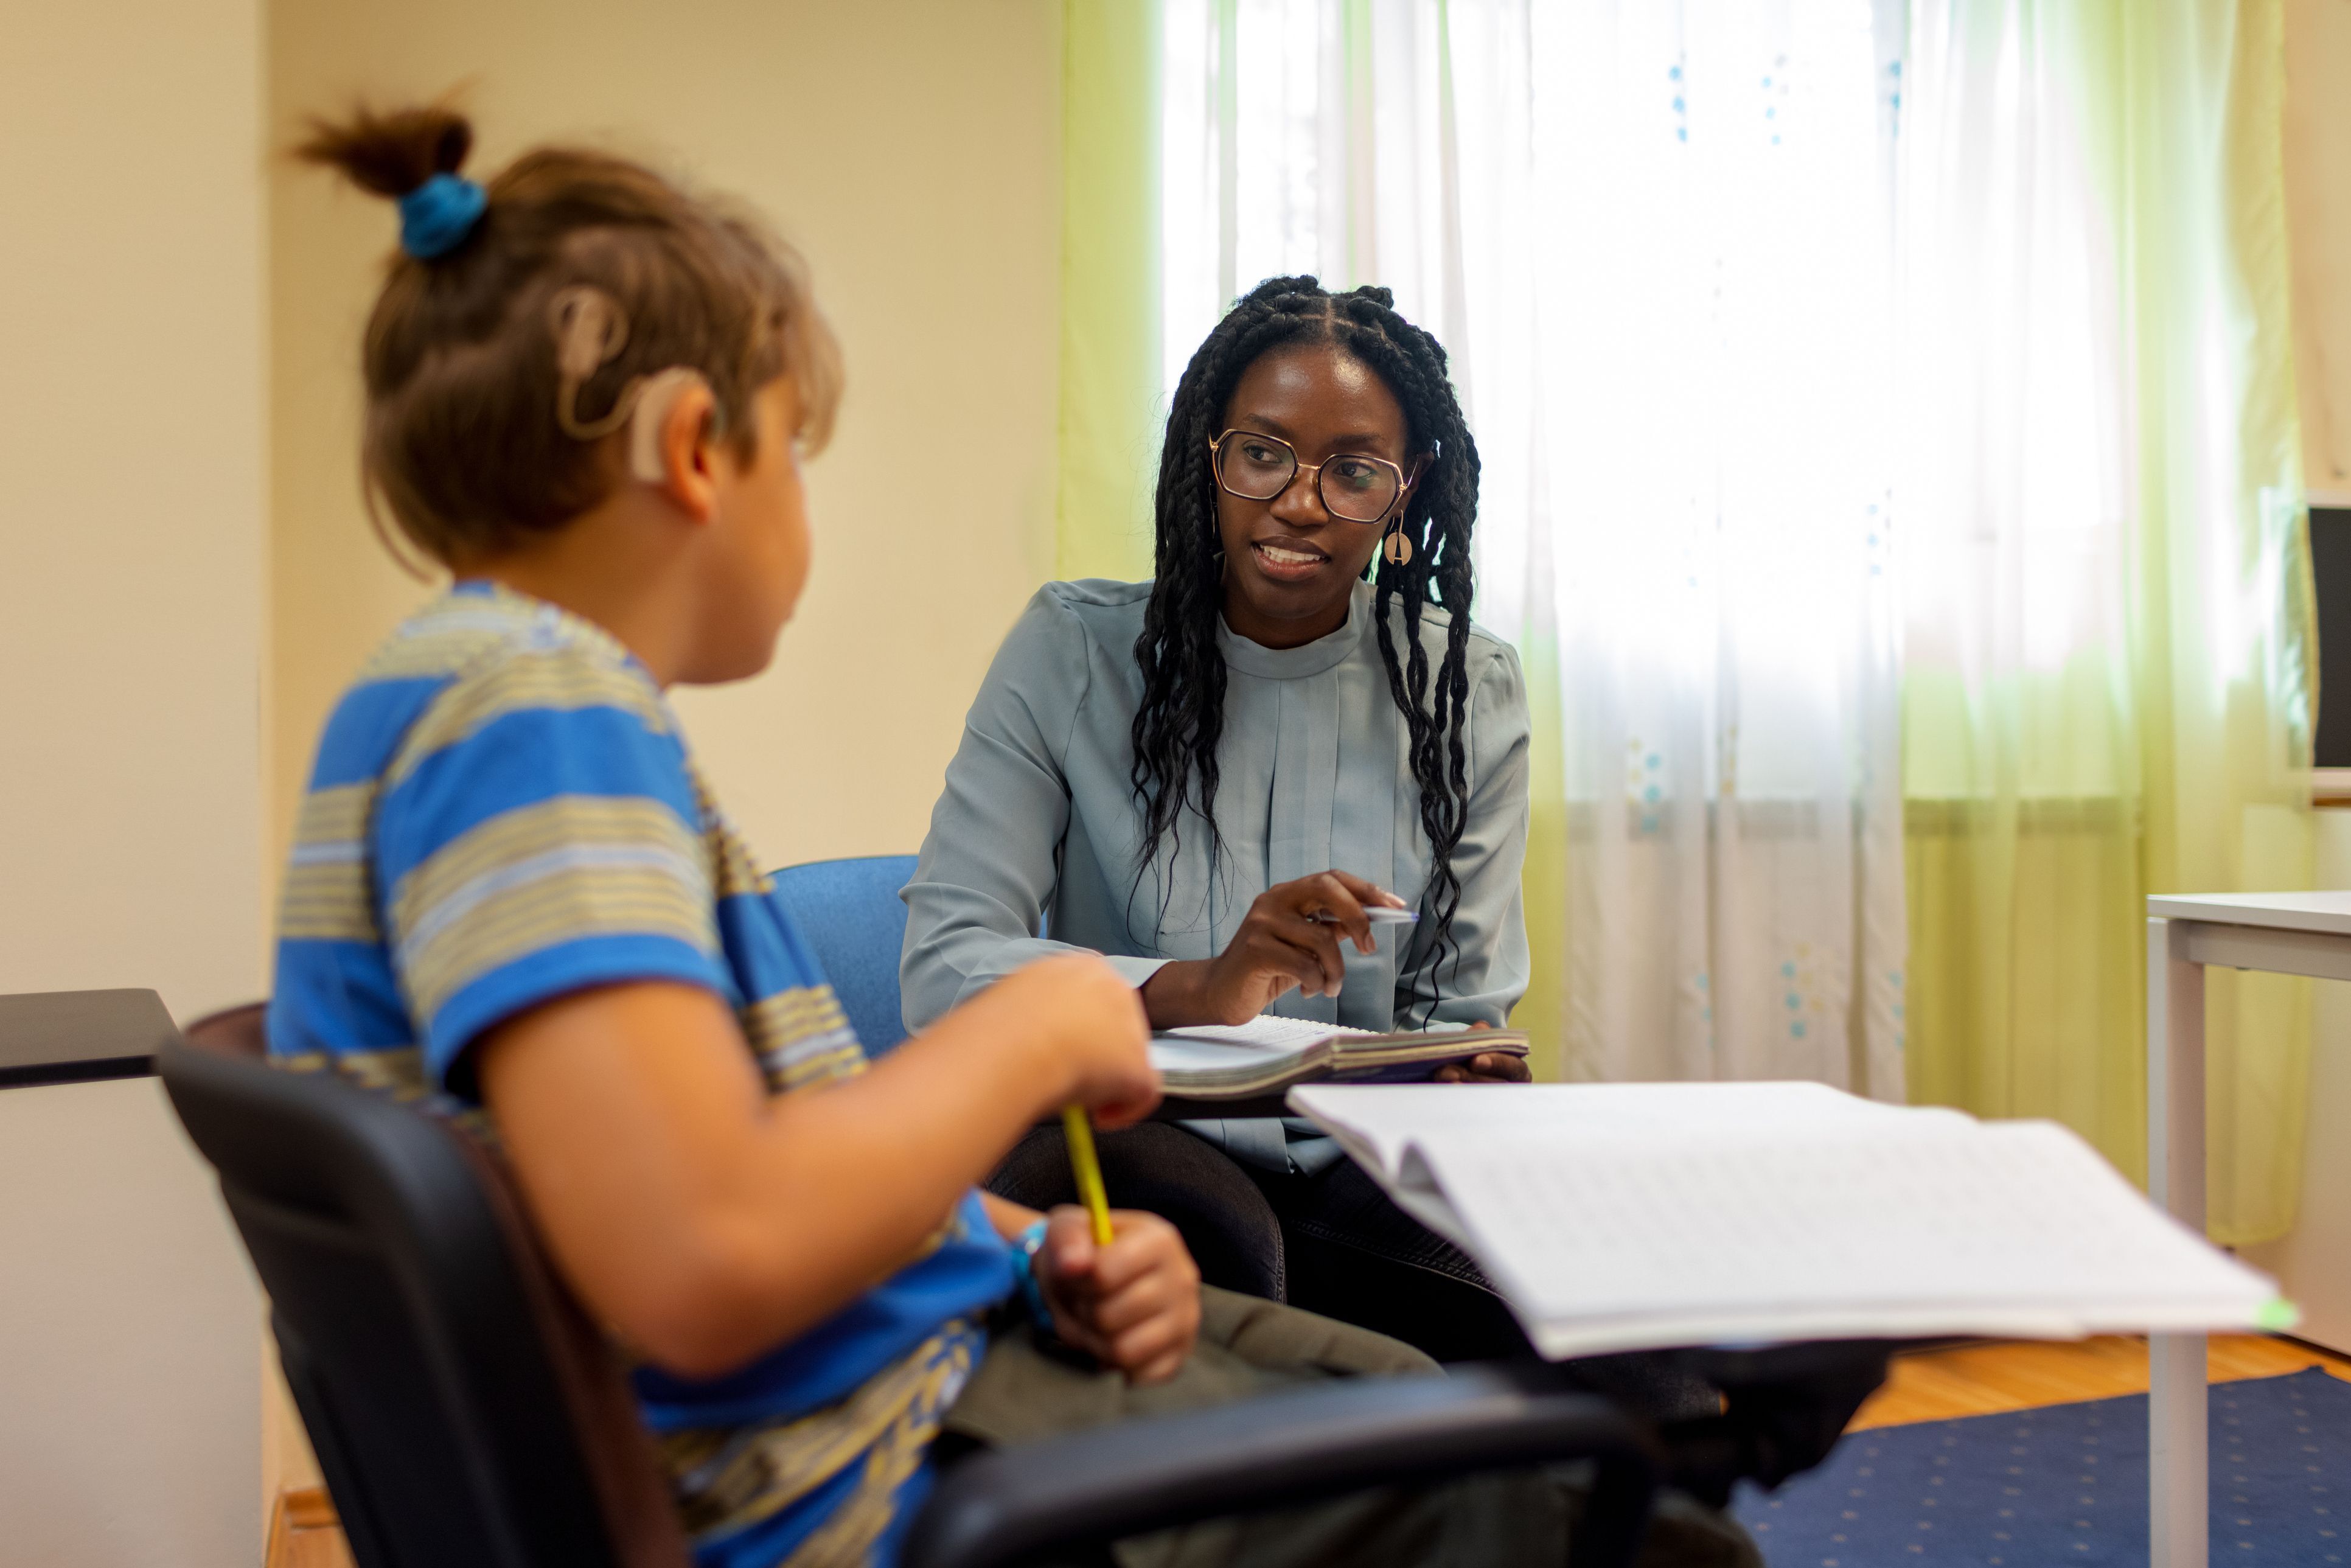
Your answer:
[165,1006,1712,1568]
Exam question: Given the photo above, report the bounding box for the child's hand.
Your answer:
[990,953,1160,1127]
[1036,1205,1201,1384]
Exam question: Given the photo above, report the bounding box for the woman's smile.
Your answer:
[1249,535,1334,582]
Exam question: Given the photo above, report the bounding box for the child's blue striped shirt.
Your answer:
[269,580,1011,1567]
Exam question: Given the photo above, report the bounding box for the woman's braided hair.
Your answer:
[1131,276,1482,1020]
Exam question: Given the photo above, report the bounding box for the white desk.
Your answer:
[2146,892,2351,1568]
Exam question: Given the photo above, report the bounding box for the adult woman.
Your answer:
[903,277,1533,1360]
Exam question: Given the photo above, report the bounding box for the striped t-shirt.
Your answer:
[268,581,1012,1568]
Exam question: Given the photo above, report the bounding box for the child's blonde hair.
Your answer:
[300,104,841,567]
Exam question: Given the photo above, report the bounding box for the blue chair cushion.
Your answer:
[767,855,919,1057]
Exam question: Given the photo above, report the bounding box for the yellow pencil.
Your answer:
[1061,1103,1115,1247]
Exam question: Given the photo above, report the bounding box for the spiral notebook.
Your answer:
[1148,1015,1529,1101]
[1287,1081,2287,1360]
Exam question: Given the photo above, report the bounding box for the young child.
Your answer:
[268,106,1754,1568]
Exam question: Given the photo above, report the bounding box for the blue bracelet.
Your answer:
[1008,1219,1053,1327]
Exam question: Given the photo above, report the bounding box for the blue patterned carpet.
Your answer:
[1730,1368,2351,1566]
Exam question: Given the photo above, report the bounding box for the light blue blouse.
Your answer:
[900,577,1531,1171]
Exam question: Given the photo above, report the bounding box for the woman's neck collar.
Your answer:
[1217,580,1372,678]
[1221,587,1351,650]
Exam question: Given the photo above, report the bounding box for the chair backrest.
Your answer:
[767,854,919,1055]
[164,1006,688,1568]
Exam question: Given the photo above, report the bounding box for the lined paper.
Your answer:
[1289,1082,2280,1359]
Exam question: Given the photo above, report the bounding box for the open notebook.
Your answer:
[1287,1081,2286,1360]
[1148,1015,1528,1101]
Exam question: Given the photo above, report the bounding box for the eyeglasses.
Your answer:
[1208,428,1415,524]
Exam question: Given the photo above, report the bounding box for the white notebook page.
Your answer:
[1148,1035,1299,1076]
[1289,1081,1920,1184]
[1151,1016,1378,1076]
[1412,1118,2277,1358]
[1165,1017,1376,1047]
[1288,1082,2280,1358]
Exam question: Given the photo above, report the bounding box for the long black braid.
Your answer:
[1130,276,1483,1022]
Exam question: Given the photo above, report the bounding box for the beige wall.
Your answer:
[2288,0,2351,496]
[1,0,268,1019]
[0,0,270,1561]
[268,0,1066,872]
[0,1081,262,1567]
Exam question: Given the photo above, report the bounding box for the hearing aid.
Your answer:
[627,368,714,485]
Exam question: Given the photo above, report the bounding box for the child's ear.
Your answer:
[635,372,721,521]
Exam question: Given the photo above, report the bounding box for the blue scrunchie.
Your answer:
[397,172,487,260]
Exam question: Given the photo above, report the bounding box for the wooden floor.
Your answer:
[258,1334,2351,1568]
[266,1488,354,1568]
[1847,1331,2351,1430]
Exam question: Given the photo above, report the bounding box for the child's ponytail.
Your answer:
[299,104,472,209]
[296,101,840,570]
[299,106,484,263]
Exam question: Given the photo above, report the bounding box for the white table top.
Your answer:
[2148,890,2351,936]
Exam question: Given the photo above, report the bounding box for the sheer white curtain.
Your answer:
[1162,0,1910,1096]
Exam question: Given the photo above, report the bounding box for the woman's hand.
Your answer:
[1431,1019,1532,1083]
[1431,1052,1532,1084]
[1035,1206,1202,1384]
[1141,869,1407,1027]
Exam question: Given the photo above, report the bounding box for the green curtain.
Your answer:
[1054,0,2316,1233]
[1515,638,1570,1085]
[1056,0,1162,585]
[1902,0,2315,1244]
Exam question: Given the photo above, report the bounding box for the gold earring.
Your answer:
[1382,521,1413,566]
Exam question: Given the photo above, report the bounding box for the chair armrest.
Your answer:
[900,1366,1659,1568]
